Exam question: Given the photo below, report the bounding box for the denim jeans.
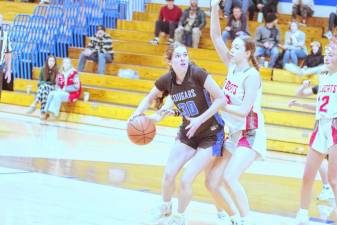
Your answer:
[255,46,280,68]
[283,48,307,66]
[224,0,249,16]
[77,51,113,75]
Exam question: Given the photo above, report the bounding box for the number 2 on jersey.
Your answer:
[319,96,330,113]
[177,101,199,117]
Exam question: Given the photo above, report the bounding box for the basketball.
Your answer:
[127,115,156,145]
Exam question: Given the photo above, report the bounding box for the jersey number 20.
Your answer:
[177,101,199,117]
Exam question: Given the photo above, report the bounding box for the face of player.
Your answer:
[190,0,198,9]
[324,46,337,72]
[230,37,249,64]
[62,58,72,72]
[96,30,105,38]
[233,8,242,20]
[47,57,56,69]
[171,46,189,76]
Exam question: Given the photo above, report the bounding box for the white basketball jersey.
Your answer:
[222,65,264,133]
[316,69,337,120]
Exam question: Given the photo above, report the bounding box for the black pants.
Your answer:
[328,13,337,32]
[154,20,178,39]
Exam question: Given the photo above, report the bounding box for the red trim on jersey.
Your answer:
[309,122,319,147]
[238,136,251,148]
[245,109,258,130]
[332,119,337,145]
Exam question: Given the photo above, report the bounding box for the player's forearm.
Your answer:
[199,97,226,124]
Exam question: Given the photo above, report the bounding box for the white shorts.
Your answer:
[223,127,267,159]
[309,118,337,154]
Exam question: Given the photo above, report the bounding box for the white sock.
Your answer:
[175,212,184,218]
[217,210,229,218]
[162,201,171,207]
[298,208,309,216]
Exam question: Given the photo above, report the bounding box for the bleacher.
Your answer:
[0,0,329,155]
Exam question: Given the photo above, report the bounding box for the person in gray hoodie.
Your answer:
[255,13,280,68]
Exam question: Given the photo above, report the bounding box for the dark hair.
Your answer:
[240,36,260,71]
[44,55,58,82]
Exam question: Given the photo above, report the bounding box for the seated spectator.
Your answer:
[257,0,279,20]
[223,0,249,17]
[0,14,12,98]
[77,25,113,75]
[284,41,324,76]
[255,13,280,68]
[291,0,314,25]
[149,0,182,45]
[282,22,307,67]
[303,41,324,68]
[174,0,205,48]
[44,58,81,120]
[26,55,58,119]
[324,5,337,39]
[221,5,249,43]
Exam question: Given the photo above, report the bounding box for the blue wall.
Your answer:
[280,0,336,6]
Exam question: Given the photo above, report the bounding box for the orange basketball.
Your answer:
[127,115,156,145]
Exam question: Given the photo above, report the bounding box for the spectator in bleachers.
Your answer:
[44,58,81,120]
[256,0,279,20]
[248,0,258,21]
[291,0,314,25]
[324,5,337,39]
[255,13,280,68]
[77,25,113,75]
[221,5,249,43]
[223,0,249,18]
[149,0,182,45]
[26,55,58,118]
[282,22,307,67]
[303,41,324,68]
[174,0,206,48]
[0,14,12,99]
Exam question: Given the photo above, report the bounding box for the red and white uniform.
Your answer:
[222,65,266,158]
[309,69,337,153]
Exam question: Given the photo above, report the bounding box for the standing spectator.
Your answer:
[324,5,337,39]
[257,0,279,20]
[44,58,81,120]
[149,0,182,45]
[282,22,307,67]
[26,55,58,119]
[248,0,258,21]
[221,5,249,43]
[0,14,12,99]
[223,0,249,17]
[255,13,280,68]
[292,0,314,25]
[174,0,206,48]
[77,25,113,75]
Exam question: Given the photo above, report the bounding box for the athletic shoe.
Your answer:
[216,212,232,225]
[149,38,159,45]
[317,187,335,201]
[166,214,185,225]
[295,210,309,225]
[144,202,172,225]
[324,31,333,39]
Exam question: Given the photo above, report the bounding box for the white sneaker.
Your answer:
[149,38,159,45]
[166,214,185,225]
[241,217,254,225]
[295,210,309,225]
[144,203,172,225]
[216,212,232,225]
[317,187,335,201]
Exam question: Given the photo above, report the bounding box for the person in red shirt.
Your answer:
[149,0,182,45]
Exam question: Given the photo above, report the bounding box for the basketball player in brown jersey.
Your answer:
[129,43,226,225]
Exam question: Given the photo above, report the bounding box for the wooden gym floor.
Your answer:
[0,111,336,225]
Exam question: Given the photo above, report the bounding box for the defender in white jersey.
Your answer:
[204,1,267,225]
[288,39,337,225]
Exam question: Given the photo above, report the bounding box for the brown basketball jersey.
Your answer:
[155,63,224,136]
